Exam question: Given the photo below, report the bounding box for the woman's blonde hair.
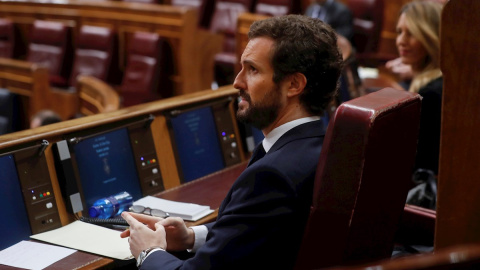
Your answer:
[400,1,443,93]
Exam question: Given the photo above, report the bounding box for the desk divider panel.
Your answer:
[58,114,164,218]
[0,85,243,227]
[0,140,62,246]
[164,95,244,183]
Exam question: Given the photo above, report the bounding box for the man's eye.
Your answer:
[250,66,257,72]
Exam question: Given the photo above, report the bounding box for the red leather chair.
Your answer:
[27,20,73,87]
[171,0,216,29]
[210,0,255,86]
[120,31,173,107]
[345,0,389,67]
[295,87,422,269]
[253,0,301,16]
[69,25,120,88]
[0,18,14,59]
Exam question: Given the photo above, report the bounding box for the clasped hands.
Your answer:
[120,212,195,259]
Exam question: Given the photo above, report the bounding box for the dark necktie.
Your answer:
[248,143,266,166]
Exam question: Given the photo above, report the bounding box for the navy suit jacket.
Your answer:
[141,120,325,270]
[305,0,354,43]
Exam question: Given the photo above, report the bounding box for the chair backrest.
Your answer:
[0,18,14,59]
[210,0,255,53]
[295,87,422,269]
[120,31,173,107]
[27,20,73,87]
[253,0,300,16]
[345,0,384,61]
[76,74,120,116]
[69,25,118,87]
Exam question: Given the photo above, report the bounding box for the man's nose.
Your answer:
[233,68,244,90]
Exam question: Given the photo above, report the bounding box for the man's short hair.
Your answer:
[248,14,343,115]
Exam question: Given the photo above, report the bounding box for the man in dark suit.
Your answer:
[121,14,343,269]
[305,0,354,43]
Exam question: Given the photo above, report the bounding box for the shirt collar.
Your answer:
[262,116,321,153]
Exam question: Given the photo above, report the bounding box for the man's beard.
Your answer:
[236,87,281,130]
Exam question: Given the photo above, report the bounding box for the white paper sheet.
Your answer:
[0,241,76,270]
[30,221,133,260]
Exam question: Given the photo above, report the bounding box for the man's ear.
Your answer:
[287,72,307,98]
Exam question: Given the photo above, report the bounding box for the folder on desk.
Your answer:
[30,221,133,260]
[134,196,214,221]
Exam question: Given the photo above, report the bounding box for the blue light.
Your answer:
[222,132,226,136]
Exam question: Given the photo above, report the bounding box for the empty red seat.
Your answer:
[120,31,173,107]
[345,0,388,67]
[69,25,120,88]
[210,0,255,86]
[27,20,73,87]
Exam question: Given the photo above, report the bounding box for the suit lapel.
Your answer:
[217,120,324,215]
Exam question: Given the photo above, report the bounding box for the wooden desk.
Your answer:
[2,250,113,270]
[156,160,248,226]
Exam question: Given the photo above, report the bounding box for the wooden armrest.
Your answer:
[395,204,436,246]
[76,75,120,116]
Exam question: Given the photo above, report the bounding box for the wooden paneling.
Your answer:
[235,13,269,75]
[0,58,121,127]
[435,0,480,250]
[0,58,53,128]
[378,0,410,58]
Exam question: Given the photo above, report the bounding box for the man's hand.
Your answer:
[120,212,162,238]
[121,212,166,259]
[159,217,195,251]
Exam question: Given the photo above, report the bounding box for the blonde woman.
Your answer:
[395,1,443,175]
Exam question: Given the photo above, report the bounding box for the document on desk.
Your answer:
[0,240,76,270]
[134,196,214,221]
[30,220,133,260]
